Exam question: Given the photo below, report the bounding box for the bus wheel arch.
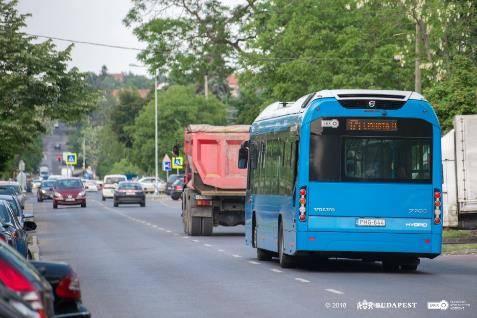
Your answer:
[278,216,295,268]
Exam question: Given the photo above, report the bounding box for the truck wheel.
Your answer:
[278,222,295,268]
[201,217,213,236]
[189,216,202,236]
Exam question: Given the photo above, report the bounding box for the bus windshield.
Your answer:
[309,118,433,183]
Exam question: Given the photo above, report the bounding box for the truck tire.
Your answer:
[189,216,202,236]
[201,217,213,236]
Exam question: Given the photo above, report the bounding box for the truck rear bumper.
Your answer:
[296,231,441,257]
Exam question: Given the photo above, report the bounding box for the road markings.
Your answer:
[182,236,190,239]
[295,278,310,283]
[248,261,260,265]
[232,254,242,258]
[325,289,344,295]
[166,230,172,233]
[204,243,212,247]
[217,249,225,252]
[192,239,200,243]
[270,268,282,273]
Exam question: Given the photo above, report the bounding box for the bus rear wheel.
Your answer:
[254,223,272,261]
[278,222,295,268]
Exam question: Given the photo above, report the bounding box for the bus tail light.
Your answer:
[434,189,441,224]
[299,186,306,222]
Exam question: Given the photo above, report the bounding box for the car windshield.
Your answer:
[56,179,83,189]
[0,186,17,195]
[0,203,13,224]
[119,183,142,190]
[105,177,126,184]
[42,181,56,188]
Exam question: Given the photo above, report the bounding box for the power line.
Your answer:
[26,33,143,51]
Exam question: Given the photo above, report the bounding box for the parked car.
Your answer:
[0,182,26,209]
[0,195,25,226]
[0,200,36,258]
[0,284,38,318]
[83,180,98,192]
[0,241,91,318]
[37,180,56,202]
[53,179,86,209]
[31,261,91,318]
[32,179,42,189]
[165,174,185,195]
[170,179,185,201]
[113,182,146,207]
[102,174,127,201]
[137,177,157,193]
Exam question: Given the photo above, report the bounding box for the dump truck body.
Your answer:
[182,125,249,236]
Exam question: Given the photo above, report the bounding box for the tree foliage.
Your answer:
[0,0,96,173]
[129,85,226,172]
[110,89,146,146]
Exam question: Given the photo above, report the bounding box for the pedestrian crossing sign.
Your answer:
[171,157,183,169]
[66,153,77,165]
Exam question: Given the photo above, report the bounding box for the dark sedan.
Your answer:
[165,174,185,195]
[0,194,25,225]
[0,200,36,258]
[113,182,145,207]
[170,179,185,200]
[37,180,56,202]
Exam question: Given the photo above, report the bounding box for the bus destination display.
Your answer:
[346,119,398,132]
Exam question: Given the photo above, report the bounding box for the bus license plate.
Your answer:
[356,218,386,227]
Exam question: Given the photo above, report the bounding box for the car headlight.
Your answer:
[40,189,46,194]
[77,191,86,198]
[54,192,63,199]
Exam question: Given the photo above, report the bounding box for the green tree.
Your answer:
[0,0,96,173]
[110,89,145,146]
[129,85,226,172]
[109,158,142,176]
[124,0,255,97]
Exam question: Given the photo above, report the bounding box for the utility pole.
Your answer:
[204,75,209,100]
[82,137,86,171]
[154,70,159,195]
[414,22,422,93]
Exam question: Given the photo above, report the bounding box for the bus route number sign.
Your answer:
[346,119,398,132]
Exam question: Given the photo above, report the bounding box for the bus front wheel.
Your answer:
[278,222,295,268]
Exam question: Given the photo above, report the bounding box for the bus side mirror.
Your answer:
[238,141,249,169]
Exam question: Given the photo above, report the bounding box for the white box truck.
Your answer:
[442,115,477,229]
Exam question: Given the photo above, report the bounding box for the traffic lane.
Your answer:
[104,196,477,317]
[35,196,356,318]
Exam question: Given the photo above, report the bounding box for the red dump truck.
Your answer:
[182,125,250,236]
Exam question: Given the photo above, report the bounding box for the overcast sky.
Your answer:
[17,0,245,77]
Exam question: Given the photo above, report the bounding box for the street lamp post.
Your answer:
[154,70,159,195]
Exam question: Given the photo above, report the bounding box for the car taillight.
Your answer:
[56,272,81,300]
[175,185,183,191]
[299,186,306,222]
[434,189,442,224]
[0,258,34,292]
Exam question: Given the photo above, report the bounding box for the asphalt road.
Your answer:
[31,193,477,318]
[41,124,69,175]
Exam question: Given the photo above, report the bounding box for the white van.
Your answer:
[102,174,127,200]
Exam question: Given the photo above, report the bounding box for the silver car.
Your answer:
[0,182,26,209]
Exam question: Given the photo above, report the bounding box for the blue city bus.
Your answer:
[238,90,442,271]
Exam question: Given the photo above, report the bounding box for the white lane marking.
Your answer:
[325,289,344,295]
[192,239,200,242]
[217,249,225,252]
[270,268,282,273]
[173,233,179,236]
[248,261,261,265]
[182,236,190,239]
[166,230,172,233]
[158,227,165,231]
[232,254,242,258]
[295,278,310,283]
[204,243,212,247]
